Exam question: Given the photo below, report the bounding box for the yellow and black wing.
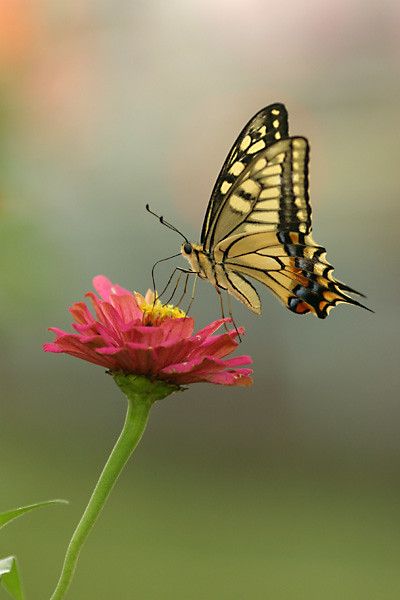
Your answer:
[201,104,370,317]
[201,103,289,251]
[204,135,312,251]
[214,231,370,318]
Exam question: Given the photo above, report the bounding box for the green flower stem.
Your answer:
[50,374,180,600]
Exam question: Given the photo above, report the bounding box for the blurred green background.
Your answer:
[1,2,399,599]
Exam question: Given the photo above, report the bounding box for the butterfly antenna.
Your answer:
[146,203,189,243]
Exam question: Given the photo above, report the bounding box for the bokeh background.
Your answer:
[1,2,399,599]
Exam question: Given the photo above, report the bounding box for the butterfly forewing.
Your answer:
[201,103,289,250]
[208,137,312,250]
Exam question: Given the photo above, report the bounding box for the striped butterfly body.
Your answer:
[180,103,369,318]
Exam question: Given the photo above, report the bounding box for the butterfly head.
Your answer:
[182,242,193,255]
[181,241,207,277]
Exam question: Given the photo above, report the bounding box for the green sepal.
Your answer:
[112,373,182,405]
[0,499,68,531]
[0,556,24,600]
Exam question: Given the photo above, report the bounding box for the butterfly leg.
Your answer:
[174,273,190,307]
[214,285,229,330]
[158,267,194,304]
[213,285,242,340]
[166,269,198,307]
[175,270,200,309]
[164,270,184,305]
[185,273,199,316]
[226,291,242,342]
[151,263,178,306]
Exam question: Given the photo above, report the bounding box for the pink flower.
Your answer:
[44,275,253,387]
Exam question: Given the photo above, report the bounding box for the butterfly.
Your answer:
[150,103,370,318]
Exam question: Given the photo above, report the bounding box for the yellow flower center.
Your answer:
[135,291,186,325]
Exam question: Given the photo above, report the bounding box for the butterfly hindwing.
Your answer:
[214,231,369,317]
[201,103,289,249]
[221,270,261,314]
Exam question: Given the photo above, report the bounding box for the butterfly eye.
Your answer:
[183,242,193,255]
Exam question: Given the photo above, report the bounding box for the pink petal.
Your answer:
[75,334,106,346]
[85,294,122,333]
[44,334,115,368]
[95,346,136,372]
[124,343,156,374]
[100,342,157,375]
[71,320,120,346]
[158,317,195,342]
[199,369,253,386]
[85,291,107,323]
[70,302,95,325]
[218,354,253,367]
[150,338,199,370]
[161,356,228,377]
[123,325,166,347]
[48,327,70,337]
[191,332,239,360]
[43,342,64,353]
[72,322,97,334]
[96,301,125,333]
[160,354,253,384]
[109,294,142,323]
[92,275,131,301]
[195,318,231,340]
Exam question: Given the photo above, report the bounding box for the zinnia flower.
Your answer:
[44,275,253,387]
[44,275,253,599]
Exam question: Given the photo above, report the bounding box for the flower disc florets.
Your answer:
[135,290,186,326]
[44,276,253,387]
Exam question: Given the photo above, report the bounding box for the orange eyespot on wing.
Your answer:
[288,298,311,315]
